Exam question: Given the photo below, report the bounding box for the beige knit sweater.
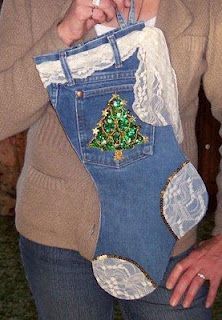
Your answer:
[0,0,222,260]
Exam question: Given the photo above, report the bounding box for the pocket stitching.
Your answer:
[83,83,135,98]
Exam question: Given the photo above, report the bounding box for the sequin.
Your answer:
[89,94,148,160]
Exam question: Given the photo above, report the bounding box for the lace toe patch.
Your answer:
[92,255,157,300]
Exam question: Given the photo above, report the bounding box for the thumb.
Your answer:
[86,18,97,31]
[124,0,131,7]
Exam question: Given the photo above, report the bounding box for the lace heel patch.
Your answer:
[161,161,208,239]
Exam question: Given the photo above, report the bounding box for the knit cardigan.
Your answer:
[0,0,222,259]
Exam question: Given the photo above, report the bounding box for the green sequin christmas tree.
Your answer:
[89,94,148,161]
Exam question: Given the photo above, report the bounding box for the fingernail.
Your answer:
[183,302,189,309]
[206,303,211,309]
[166,282,173,289]
[170,299,177,307]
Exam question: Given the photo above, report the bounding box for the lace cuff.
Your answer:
[35,26,183,143]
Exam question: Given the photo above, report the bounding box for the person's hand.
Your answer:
[166,235,222,309]
[57,0,131,46]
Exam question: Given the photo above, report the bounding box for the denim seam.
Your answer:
[75,99,84,160]
[54,84,58,109]
[83,153,151,169]
[61,72,136,86]
[83,84,134,98]
[107,34,123,68]
[59,51,74,85]
[128,0,136,25]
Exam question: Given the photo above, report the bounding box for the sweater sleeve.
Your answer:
[202,0,222,235]
[0,0,69,141]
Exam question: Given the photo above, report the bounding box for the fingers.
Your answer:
[166,248,207,307]
[69,5,93,22]
[96,0,116,22]
[168,266,200,307]
[206,279,221,308]
[80,0,129,25]
[74,4,108,25]
[58,0,128,45]
[112,0,130,11]
[90,0,130,25]
[166,256,193,290]
[166,247,206,290]
[91,8,107,23]
[182,276,205,308]
[86,17,97,30]
[165,239,222,309]
[124,0,131,6]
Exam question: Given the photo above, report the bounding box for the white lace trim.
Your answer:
[35,26,183,142]
[162,162,208,239]
[92,255,156,300]
[132,46,182,142]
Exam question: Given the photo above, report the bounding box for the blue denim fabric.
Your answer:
[34,0,208,300]
[19,234,212,320]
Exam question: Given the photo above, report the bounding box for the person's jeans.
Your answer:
[19,234,212,320]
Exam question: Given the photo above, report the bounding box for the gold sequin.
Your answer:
[114,150,123,161]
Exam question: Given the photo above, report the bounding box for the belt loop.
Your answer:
[107,34,122,68]
[59,51,75,84]
[128,0,136,25]
[116,11,127,28]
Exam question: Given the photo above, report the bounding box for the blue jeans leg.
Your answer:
[19,235,212,320]
[19,235,114,320]
[119,246,212,320]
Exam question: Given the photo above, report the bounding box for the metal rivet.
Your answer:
[205,144,211,150]
[143,145,152,155]
[75,90,83,98]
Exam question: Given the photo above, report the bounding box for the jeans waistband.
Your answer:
[34,22,145,64]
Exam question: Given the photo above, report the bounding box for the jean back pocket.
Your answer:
[55,80,155,168]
